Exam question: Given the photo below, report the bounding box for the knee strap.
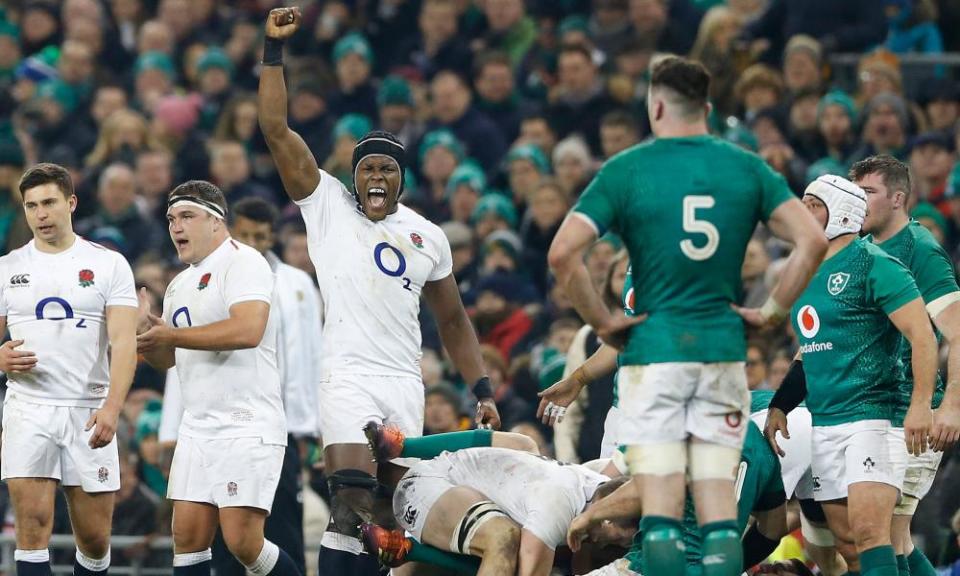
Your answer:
[328,469,378,536]
[328,469,379,494]
[450,501,507,555]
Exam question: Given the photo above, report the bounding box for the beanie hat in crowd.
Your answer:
[419,129,466,164]
[861,92,909,132]
[471,193,518,228]
[911,202,947,233]
[334,114,373,141]
[135,51,176,81]
[817,90,856,122]
[378,75,414,107]
[507,143,550,174]
[197,47,234,78]
[334,32,374,65]
[446,161,486,198]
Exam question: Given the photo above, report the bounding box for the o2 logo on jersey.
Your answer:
[172,306,193,328]
[35,297,86,328]
[797,305,820,338]
[373,242,413,291]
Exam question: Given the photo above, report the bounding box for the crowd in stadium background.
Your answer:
[2,0,960,573]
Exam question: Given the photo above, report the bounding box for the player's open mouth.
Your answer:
[175,239,189,249]
[368,187,387,209]
[38,224,53,233]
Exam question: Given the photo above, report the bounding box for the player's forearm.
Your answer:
[769,237,824,310]
[942,343,960,409]
[172,317,266,351]
[438,307,486,385]
[104,337,137,411]
[142,347,175,370]
[579,343,619,384]
[584,479,643,524]
[908,334,937,407]
[258,65,289,138]
[556,261,613,332]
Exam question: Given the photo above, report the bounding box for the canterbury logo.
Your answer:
[9,274,30,285]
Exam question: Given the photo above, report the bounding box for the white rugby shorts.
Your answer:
[318,375,424,446]
[618,362,750,450]
[751,406,814,500]
[1,394,119,492]
[167,434,285,512]
[811,420,907,502]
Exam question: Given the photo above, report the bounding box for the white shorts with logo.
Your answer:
[167,434,285,512]
[899,446,943,501]
[319,375,424,446]
[618,363,750,450]
[752,406,815,499]
[599,405,622,458]
[393,458,455,543]
[811,420,907,502]
[1,394,119,492]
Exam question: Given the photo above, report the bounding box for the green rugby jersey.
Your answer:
[870,221,959,419]
[623,422,785,574]
[791,238,919,426]
[574,136,794,365]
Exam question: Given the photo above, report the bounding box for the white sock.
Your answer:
[244,540,280,576]
[14,549,50,563]
[173,549,212,567]
[76,549,111,572]
[320,532,364,554]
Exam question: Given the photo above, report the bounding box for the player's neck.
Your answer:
[870,213,910,244]
[34,231,77,254]
[825,234,857,260]
[653,121,709,139]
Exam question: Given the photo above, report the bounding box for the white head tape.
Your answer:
[804,174,867,240]
[167,196,226,220]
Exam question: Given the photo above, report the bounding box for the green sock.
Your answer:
[406,539,480,574]
[907,548,937,576]
[861,545,899,576]
[700,520,743,576]
[400,430,493,459]
[640,516,686,576]
[896,554,910,576]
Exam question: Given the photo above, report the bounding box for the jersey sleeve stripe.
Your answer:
[926,291,960,319]
[570,211,604,238]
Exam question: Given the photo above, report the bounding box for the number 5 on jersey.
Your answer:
[680,195,719,261]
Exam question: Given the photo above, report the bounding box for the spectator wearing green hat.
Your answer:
[395,0,473,80]
[447,161,486,224]
[134,50,175,111]
[805,156,848,185]
[506,143,548,208]
[0,20,21,83]
[912,202,948,247]
[196,47,235,131]
[472,192,518,240]
[32,78,95,157]
[480,229,523,275]
[328,32,378,121]
[419,129,465,220]
[323,113,372,188]
[817,90,857,164]
[377,75,421,148]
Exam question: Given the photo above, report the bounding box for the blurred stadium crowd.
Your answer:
[2,0,960,572]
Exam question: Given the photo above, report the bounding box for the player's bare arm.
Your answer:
[423,274,501,430]
[549,215,645,349]
[566,479,642,551]
[140,300,270,352]
[258,7,320,201]
[136,287,175,370]
[888,297,936,455]
[87,305,138,449]
[537,343,617,426]
[930,300,960,450]
[735,199,828,327]
[0,317,37,374]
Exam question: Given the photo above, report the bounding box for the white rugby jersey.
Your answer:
[295,170,453,379]
[0,237,137,407]
[441,448,608,549]
[162,238,286,445]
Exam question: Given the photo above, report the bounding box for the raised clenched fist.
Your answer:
[265,7,301,40]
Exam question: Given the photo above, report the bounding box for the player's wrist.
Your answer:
[759,296,788,324]
[472,376,494,400]
[262,37,284,66]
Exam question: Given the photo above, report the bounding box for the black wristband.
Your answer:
[769,359,806,414]
[262,37,284,66]
[472,376,493,400]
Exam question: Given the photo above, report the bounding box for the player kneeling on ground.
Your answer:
[137,181,299,576]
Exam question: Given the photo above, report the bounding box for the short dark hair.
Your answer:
[849,154,912,199]
[19,163,74,199]
[474,51,512,78]
[558,43,594,66]
[601,110,639,134]
[232,197,279,228]
[168,180,227,214]
[650,56,711,116]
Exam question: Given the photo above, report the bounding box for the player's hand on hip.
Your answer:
[763,408,789,457]
[475,398,501,430]
[0,339,37,374]
[567,512,592,552]
[904,403,933,456]
[537,376,585,426]
[930,398,960,451]
[265,7,301,39]
[86,404,120,449]
[596,313,647,351]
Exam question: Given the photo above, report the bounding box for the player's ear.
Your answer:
[68,194,77,213]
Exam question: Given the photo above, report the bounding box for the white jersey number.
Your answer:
[680,195,719,261]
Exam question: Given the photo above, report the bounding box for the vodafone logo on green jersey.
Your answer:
[797,304,834,353]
